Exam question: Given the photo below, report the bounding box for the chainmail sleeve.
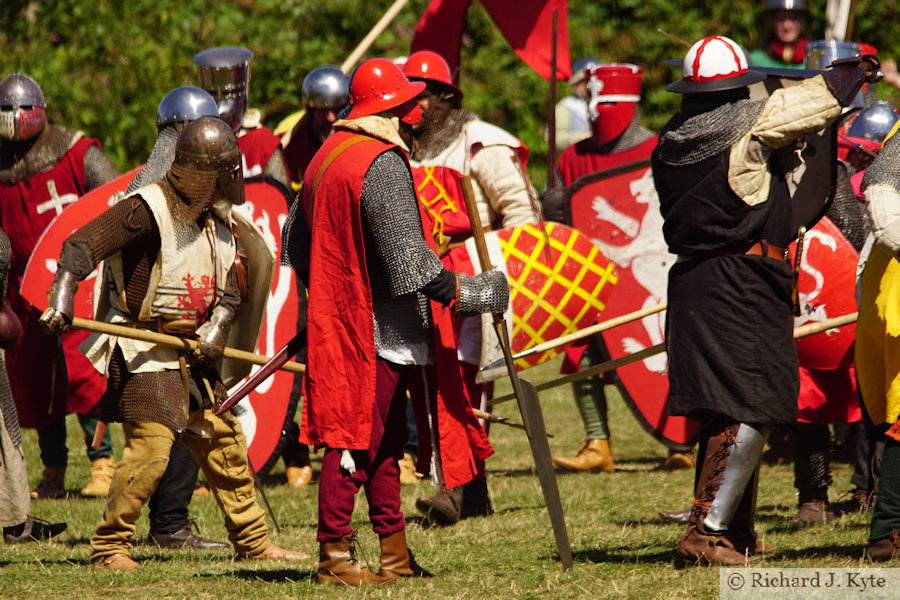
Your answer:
[0,229,9,303]
[826,163,870,252]
[360,150,445,297]
[84,143,121,190]
[361,149,446,364]
[0,228,18,449]
[126,125,178,193]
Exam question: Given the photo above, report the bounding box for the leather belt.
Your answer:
[745,240,786,261]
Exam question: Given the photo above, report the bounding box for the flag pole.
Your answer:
[547,8,559,190]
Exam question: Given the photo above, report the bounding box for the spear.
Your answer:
[461,174,572,570]
[70,317,306,374]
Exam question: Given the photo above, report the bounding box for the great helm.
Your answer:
[847,101,900,144]
[402,50,463,99]
[156,86,220,129]
[194,46,253,132]
[667,36,766,94]
[302,66,350,110]
[0,73,46,142]
[170,116,244,207]
[346,58,425,125]
[586,64,642,145]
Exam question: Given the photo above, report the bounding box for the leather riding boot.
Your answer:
[378,529,433,579]
[676,425,748,566]
[81,456,116,497]
[551,439,614,473]
[317,531,393,586]
[415,486,462,526]
[31,466,66,499]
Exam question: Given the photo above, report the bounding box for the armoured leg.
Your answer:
[182,409,269,557]
[792,422,835,524]
[90,421,174,563]
[704,423,770,532]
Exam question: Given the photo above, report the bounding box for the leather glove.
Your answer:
[454,270,510,317]
[193,304,234,364]
[39,269,78,335]
[824,55,883,106]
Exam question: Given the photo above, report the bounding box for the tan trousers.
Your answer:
[90,409,269,562]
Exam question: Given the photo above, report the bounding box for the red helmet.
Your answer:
[402,50,463,99]
[346,58,425,124]
[587,64,642,145]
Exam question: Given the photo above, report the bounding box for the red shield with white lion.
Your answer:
[566,159,699,450]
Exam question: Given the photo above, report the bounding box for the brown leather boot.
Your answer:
[867,529,900,562]
[286,465,314,487]
[317,531,393,586]
[726,469,771,555]
[80,456,116,497]
[415,486,462,525]
[551,439,614,473]
[676,522,755,566]
[31,466,66,499]
[378,529,433,579]
[95,553,140,569]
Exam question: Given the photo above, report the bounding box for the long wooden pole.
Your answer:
[489,311,859,407]
[71,317,306,375]
[546,9,558,189]
[340,0,411,73]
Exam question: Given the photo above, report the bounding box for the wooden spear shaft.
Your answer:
[340,0,411,73]
[70,317,306,375]
[489,311,859,407]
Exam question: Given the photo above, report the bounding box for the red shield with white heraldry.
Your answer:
[22,173,299,473]
[22,168,140,318]
[566,160,699,449]
[788,215,858,370]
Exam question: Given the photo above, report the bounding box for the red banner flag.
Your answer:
[410,0,570,83]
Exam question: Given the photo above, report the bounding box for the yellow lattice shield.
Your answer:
[494,222,617,370]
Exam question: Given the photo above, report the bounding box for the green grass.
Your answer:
[9,357,872,599]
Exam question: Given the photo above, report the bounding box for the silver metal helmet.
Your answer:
[847,101,900,143]
[194,47,253,132]
[764,0,808,12]
[0,73,47,142]
[302,66,350,110]
[156,86,220,129]
[569,56,601,86]
[170,116,244,207]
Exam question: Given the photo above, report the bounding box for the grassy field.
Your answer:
[7,358,874,599]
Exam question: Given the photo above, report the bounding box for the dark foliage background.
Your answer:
[2,0,897,187]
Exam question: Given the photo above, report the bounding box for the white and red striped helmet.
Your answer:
[667,36,766,93]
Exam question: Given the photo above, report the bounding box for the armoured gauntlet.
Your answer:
[194,304,235,364]
[454,270,510,317]
[823,55,884,106]
[40,269,78,335]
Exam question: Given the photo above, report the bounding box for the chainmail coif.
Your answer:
[127,125,179,193]
[411,108,476,161]
[654,98,767,167]
[862,131,900,194]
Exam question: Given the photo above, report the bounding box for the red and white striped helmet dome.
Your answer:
[667,36,766,93]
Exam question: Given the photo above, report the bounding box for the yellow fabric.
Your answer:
[90,411,270,562]
[855,244,900,426]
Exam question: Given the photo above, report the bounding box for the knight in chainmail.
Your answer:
[651,36,881,565]
[855,124,900,562]
[283,58,508,586]
[124,86,230,551]
[399,50,534,526]
[0,226,68,543]
[40,117,310,569]
[0,72,120,501]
